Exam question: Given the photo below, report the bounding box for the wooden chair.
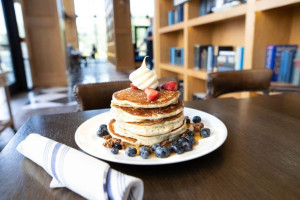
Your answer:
[74,80,131,111]
[74,77,179,111]
[205,69,273,99]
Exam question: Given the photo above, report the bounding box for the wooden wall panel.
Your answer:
[21,0,67,87]
[63,0,79,50]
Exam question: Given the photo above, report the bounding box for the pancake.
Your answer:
[110,100,184,122]
[114,112,185,136]
[111,88,180,108]
[108,119,186,146]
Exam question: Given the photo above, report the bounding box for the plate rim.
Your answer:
[75,107,227,165]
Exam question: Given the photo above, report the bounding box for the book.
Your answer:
[194,46,200,69]
[170,47,176,65]
[175,48,184,66]
[169,4,184,25]
[214,46,233,56]
[207,46,214,72]
[235,46,244,70]
[168,11,174,25]
[170,47,184,66]
[206,0,216,14]
[199,0,207,16]
[212,0,241,13]
[292,49,300,85]
[194,45,211,70]
[265,45,298,81]
[217,51,235,71]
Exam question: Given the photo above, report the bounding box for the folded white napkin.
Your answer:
[17,133,144,200]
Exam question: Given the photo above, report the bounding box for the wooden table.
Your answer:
[1,93,300,199]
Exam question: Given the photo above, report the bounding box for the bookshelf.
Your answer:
[154,0,300,100]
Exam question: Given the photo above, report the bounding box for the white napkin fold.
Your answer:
[17,133,144,200]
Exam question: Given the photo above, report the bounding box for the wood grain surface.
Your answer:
[1,94,300,200]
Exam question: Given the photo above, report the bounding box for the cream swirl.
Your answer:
[129,57,159,90]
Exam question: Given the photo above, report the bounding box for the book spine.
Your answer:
[278,51,287,82]
[286,50,296,83]
[239,47,244,70]
[292,49,300,85]
[199,0,207,16]
[174,7,179,23]
[175,48,180,65]
[200,48,207,70]
[207,46,214,72]
[265,45,277,81]
[170,47,175,65]
[181,48,184,66]
[292,60,300,85]
[194,46,200,69]
[179,5,184,22]
[235,46,244,70]
[168,11,173,25]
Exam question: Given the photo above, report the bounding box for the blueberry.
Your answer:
[173,145,184,154]
[125,147,137,157]
[182,141,193,151]
[177,138,187,146]
[99,124,107,131]
[192,116,201,123]
[113,143,122,150]
[152,143,160,151]
[111,147,119,154]
[200,128,210,138]
[185,116,190,124]
[171,140,179,146]
[187,130,194,136]
[140,146,151,153]
[139,146,151,159]
[154,146,170,158]
[97,129,109,137]
[140,147,150,159]
[168,146,174,153]
[185,136,195,145]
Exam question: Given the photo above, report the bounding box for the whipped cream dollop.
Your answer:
[129,57,159,90]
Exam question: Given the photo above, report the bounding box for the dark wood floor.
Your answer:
[0,61,133,151]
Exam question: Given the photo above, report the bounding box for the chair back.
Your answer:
[74,80,131,111]
[206,69,273,98]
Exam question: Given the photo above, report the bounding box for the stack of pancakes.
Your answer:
[108,88,186,146]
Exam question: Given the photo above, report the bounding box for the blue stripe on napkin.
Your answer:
[51,142,62,182]
[106,169,114,200]
[43,140,54,174]
[57,145,70,184]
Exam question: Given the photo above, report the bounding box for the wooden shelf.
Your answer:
[154,0,300,100]
[187,4,247,27]
[159,22,184,34]
[160,63,185,73]
[255,0,300,12]
[187,69,208,80]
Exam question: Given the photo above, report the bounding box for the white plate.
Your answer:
[75,107,227,165]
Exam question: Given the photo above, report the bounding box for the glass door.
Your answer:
[0,0,28,94]
[0,1,15,86]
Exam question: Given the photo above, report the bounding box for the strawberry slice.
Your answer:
[144,88,159,101]
[130,83,138,89]
[162,81,178,91]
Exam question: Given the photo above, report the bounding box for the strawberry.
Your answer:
[144,88,159,101]
[130,83,138,89]
[162,81,178,91]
